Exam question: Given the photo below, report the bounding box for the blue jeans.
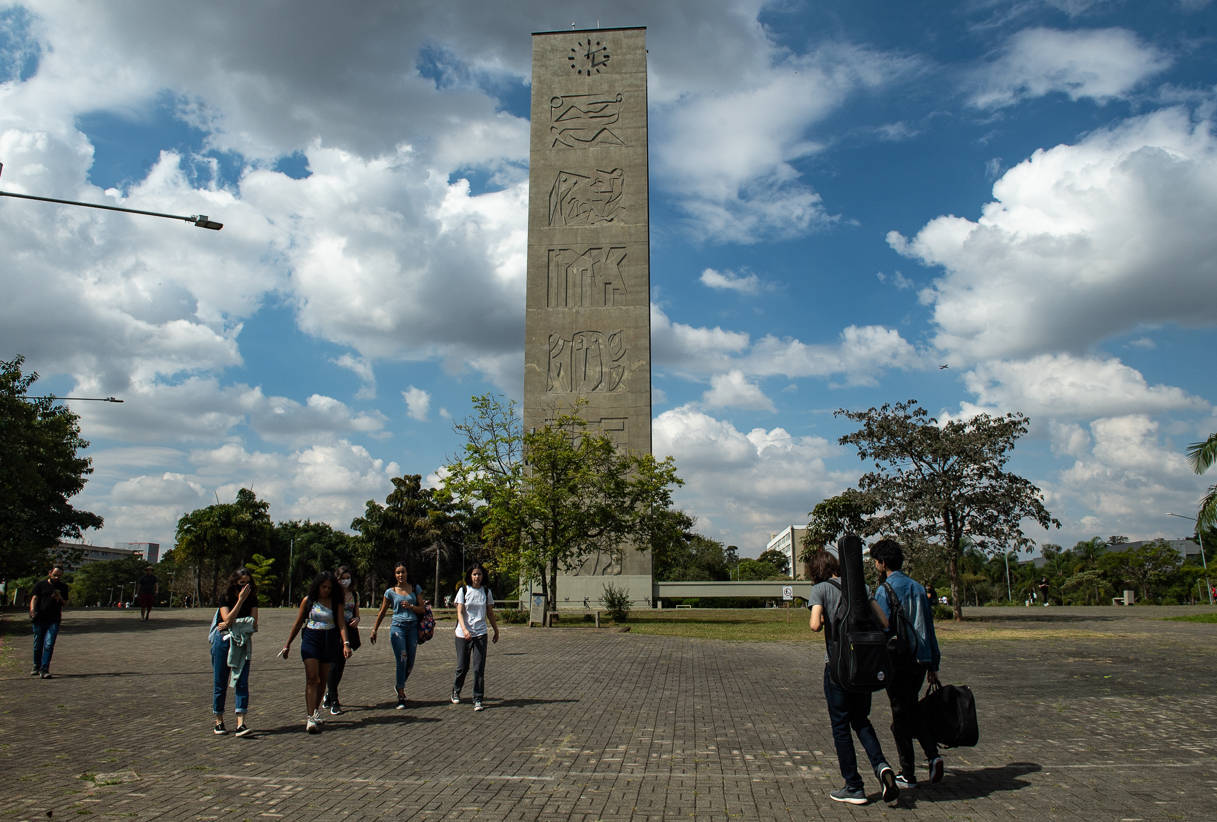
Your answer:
[823,665,888,790]
[453,634,488,700]
[32,620,60,673]
[211,635,250,715]
[390,622,419,692]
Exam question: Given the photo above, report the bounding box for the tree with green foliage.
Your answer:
[834,399,1059,620]
[175,488,272,605]
[274,520,356,603]
[351,474,448,599]
[735,557,785,581]
[1186,433,1217,529]
[69,555,147,607]
[442,394,683,612]
[1099,540,1182,603]
[1,356,104,581]
[757,548,790,576]
[246,553,277,606]
[652,513,734,581]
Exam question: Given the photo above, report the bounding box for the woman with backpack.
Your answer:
[369,562,426,709]
[322,565,361,715]
[450,563,499,712]
[210,567,257,737]
[280,571,352,733]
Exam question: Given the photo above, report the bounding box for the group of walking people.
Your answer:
[208,562,499,736]
[807,538,944,806]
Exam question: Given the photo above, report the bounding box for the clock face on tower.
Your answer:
[569,38,610,75]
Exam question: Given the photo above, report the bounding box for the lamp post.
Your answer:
[0,162,222,230]
[1166,512,1212,605]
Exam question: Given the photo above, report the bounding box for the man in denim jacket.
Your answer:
[872,538,944,789]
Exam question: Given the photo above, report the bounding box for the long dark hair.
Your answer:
[466,563,489,588]
[224,567,257,604]
[305,571,344,613]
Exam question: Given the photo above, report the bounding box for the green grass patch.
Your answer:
[1163,613,1217,623]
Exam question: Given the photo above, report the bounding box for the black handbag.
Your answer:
[919,681,979,747]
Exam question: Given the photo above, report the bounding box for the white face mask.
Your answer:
[339,578,351,588]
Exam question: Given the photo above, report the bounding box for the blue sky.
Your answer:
[2,0,1215,558]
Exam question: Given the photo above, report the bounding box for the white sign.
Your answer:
[782,585,794,601]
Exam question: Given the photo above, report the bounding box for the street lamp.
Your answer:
[1166,512,1212,605]
[0,162,222,230]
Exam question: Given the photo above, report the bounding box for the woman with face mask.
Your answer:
[322,565,360,715]
[369,562,426,709]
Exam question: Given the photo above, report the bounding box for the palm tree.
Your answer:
[1187,433,1217,528]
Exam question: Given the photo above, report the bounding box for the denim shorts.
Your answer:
[300,627,340,662]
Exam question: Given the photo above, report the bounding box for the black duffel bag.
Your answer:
[919,681,979,747]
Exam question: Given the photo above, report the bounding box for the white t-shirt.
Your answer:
[455,585,494,638]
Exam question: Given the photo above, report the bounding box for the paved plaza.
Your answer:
[2,605,1216,821]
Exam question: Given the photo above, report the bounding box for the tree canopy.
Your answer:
[1,356,104,580]
[174,488,272,605]
[1187,432,1217,529]
[442,394,683,610]
[831,399,1059,619]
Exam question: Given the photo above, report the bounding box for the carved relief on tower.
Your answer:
[547,330,627,393]
[547,246,628,308]
[548,168,624,226]
[550,92,626,148]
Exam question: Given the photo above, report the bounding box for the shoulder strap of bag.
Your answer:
[883,581,919,657]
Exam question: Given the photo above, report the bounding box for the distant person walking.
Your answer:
[210,567,257,737]
[806,550,899,805]
[872,538,944,789]
[369,562,426,709]
[281,572,352,734]
[136,566,158,620]
[451,564,499,712]
[322,565,361,715]
[29,565,69,679]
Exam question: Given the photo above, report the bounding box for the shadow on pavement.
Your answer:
[249,713,443,737]
[904,761,1041,805]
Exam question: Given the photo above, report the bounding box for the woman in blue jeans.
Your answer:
[369,562,425,709]
[210,568,257,737]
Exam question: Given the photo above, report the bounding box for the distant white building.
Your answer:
[119,542,160,564]
[53,541,145,571]
[765,526,807,579]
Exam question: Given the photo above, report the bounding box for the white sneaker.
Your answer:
[306,717,319,734]
[312,707,326,723]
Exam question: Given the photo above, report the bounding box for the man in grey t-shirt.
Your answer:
[807,549,898,805]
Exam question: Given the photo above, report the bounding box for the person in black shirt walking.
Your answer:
[29,566,69,679]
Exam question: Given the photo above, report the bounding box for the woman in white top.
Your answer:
[281,571,352,733]
[451,564,499,711]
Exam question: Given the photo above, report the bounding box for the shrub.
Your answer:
[602,582,631,622]
[497,608,528,624]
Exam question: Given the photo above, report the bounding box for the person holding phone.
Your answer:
[211,568,257,737]
[369,562,425,709]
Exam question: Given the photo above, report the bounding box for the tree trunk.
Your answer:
[949,552,963,621]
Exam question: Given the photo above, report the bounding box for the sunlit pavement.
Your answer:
[2,605,1215,820]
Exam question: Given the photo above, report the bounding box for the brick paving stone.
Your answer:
[2,606,1217,820]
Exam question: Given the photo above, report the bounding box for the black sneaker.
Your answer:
[321,694,331,709]
[234,723,251,737]
[213,721,227,735]
[450,690,460,704]
[29,668,40,676]
[39,671,54,679]
[473,699,484,712]
[929,756,945,783]
[829,786,867,805]
[330,701,343,715]
[395,695,407,710]
[879,765,899,802]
